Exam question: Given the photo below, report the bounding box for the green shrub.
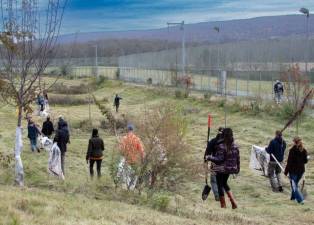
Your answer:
[151,193,170,211]
[147,78,153,85]
[204,92,213,100]
[175,89,184,99]
[276,103,295,120]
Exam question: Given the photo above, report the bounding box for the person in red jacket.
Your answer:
[284,137,308,204]
[119,124,145,165]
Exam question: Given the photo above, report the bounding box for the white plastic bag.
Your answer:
[117,158,137,190]
[14,127,24,186]
[250,145,270,176]
[48,143,64,180]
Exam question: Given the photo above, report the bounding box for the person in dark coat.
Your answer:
[204,127,224,201]
[284,137,308,204]
[54,121,70,175]
[114,94,122,113]
[206,128,240,209]
[37,93,45,111]
[86,129,105,178]
[266,130,286,192]
[42,116,54,138]
[28,120,41,153]
[274,80,284,104]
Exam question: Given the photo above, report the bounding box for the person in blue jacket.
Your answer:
[266,130,286,192]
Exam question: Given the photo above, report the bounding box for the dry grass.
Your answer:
[0,77,313,225]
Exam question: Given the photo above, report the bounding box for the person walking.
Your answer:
[42,116,54,138]
[37,93,45,112]
[86,129,105,178]
[284,137,308,204]
[204,127,224,201]
[118,124,145,189]
[120,124,145,165]
[54,121,70,175]
[206,128,240,209]
[266,130,286,192]
[274,80,284,104]
[114,94,122,113]
[28,120,41,153]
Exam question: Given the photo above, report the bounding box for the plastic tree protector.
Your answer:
[14,127,24,186]
[250,145,270,176]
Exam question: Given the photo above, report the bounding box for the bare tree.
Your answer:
[0,0,67,186]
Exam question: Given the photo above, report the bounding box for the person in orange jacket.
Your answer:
[119,124,145,165]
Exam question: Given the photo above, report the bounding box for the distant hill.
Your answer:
[58,15,314,44]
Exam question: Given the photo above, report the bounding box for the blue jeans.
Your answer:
[290,173,304,203]
[30,138,37,152]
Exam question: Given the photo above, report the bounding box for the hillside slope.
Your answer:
[0,78,313,225]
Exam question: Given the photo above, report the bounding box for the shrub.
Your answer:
[175,89,183,98]
[71,119,93,131]
[134,103,189,191]
[59,64,72,76]
[150,193,170,211]
[147,78,153,85]
[204,92,213,100]
[50,83,90,95]
[276,103,295,120]
[49,94,91,105]
[0,152,13,169]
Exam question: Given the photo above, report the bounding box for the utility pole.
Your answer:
[94,45,98,79]
[167,21,186,77]
[300,7,310,74]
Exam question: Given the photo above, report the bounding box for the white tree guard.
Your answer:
[117,158,138,190]
[47,142,64,180]
[39,137,64,180]
[250,145,270,176]
[14,127,24,186]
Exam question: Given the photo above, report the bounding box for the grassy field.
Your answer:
[0,77,313,225]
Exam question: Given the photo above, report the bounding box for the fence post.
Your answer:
[259,71,262,97]
[235,72,238,96]
[247,72,250,96]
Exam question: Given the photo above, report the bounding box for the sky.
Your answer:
[59,0,314,34]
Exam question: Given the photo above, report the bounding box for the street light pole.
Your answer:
[167,21,186,77]
[94,45,98,78]
[299,7,310,74]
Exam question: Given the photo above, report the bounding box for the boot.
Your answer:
[226,191,238,209]
[219,196,226,208]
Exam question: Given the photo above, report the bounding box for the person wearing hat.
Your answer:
[274,80,284,104]
[266,130,286,192]
[42,116,54,138]
[86,129,105,178]
[119,124,145,164]
[204,127,224,201]
[284,137,308,204]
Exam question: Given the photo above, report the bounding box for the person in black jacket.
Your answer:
[54,122,70,175]
[274,80,284,104]
[204,127,224,201]
[266,130,286,192]
[284,137,308,204]
[114,94,122,113]
[86,129,105,178]
[42,116,54,138]
[28,120,41,153]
